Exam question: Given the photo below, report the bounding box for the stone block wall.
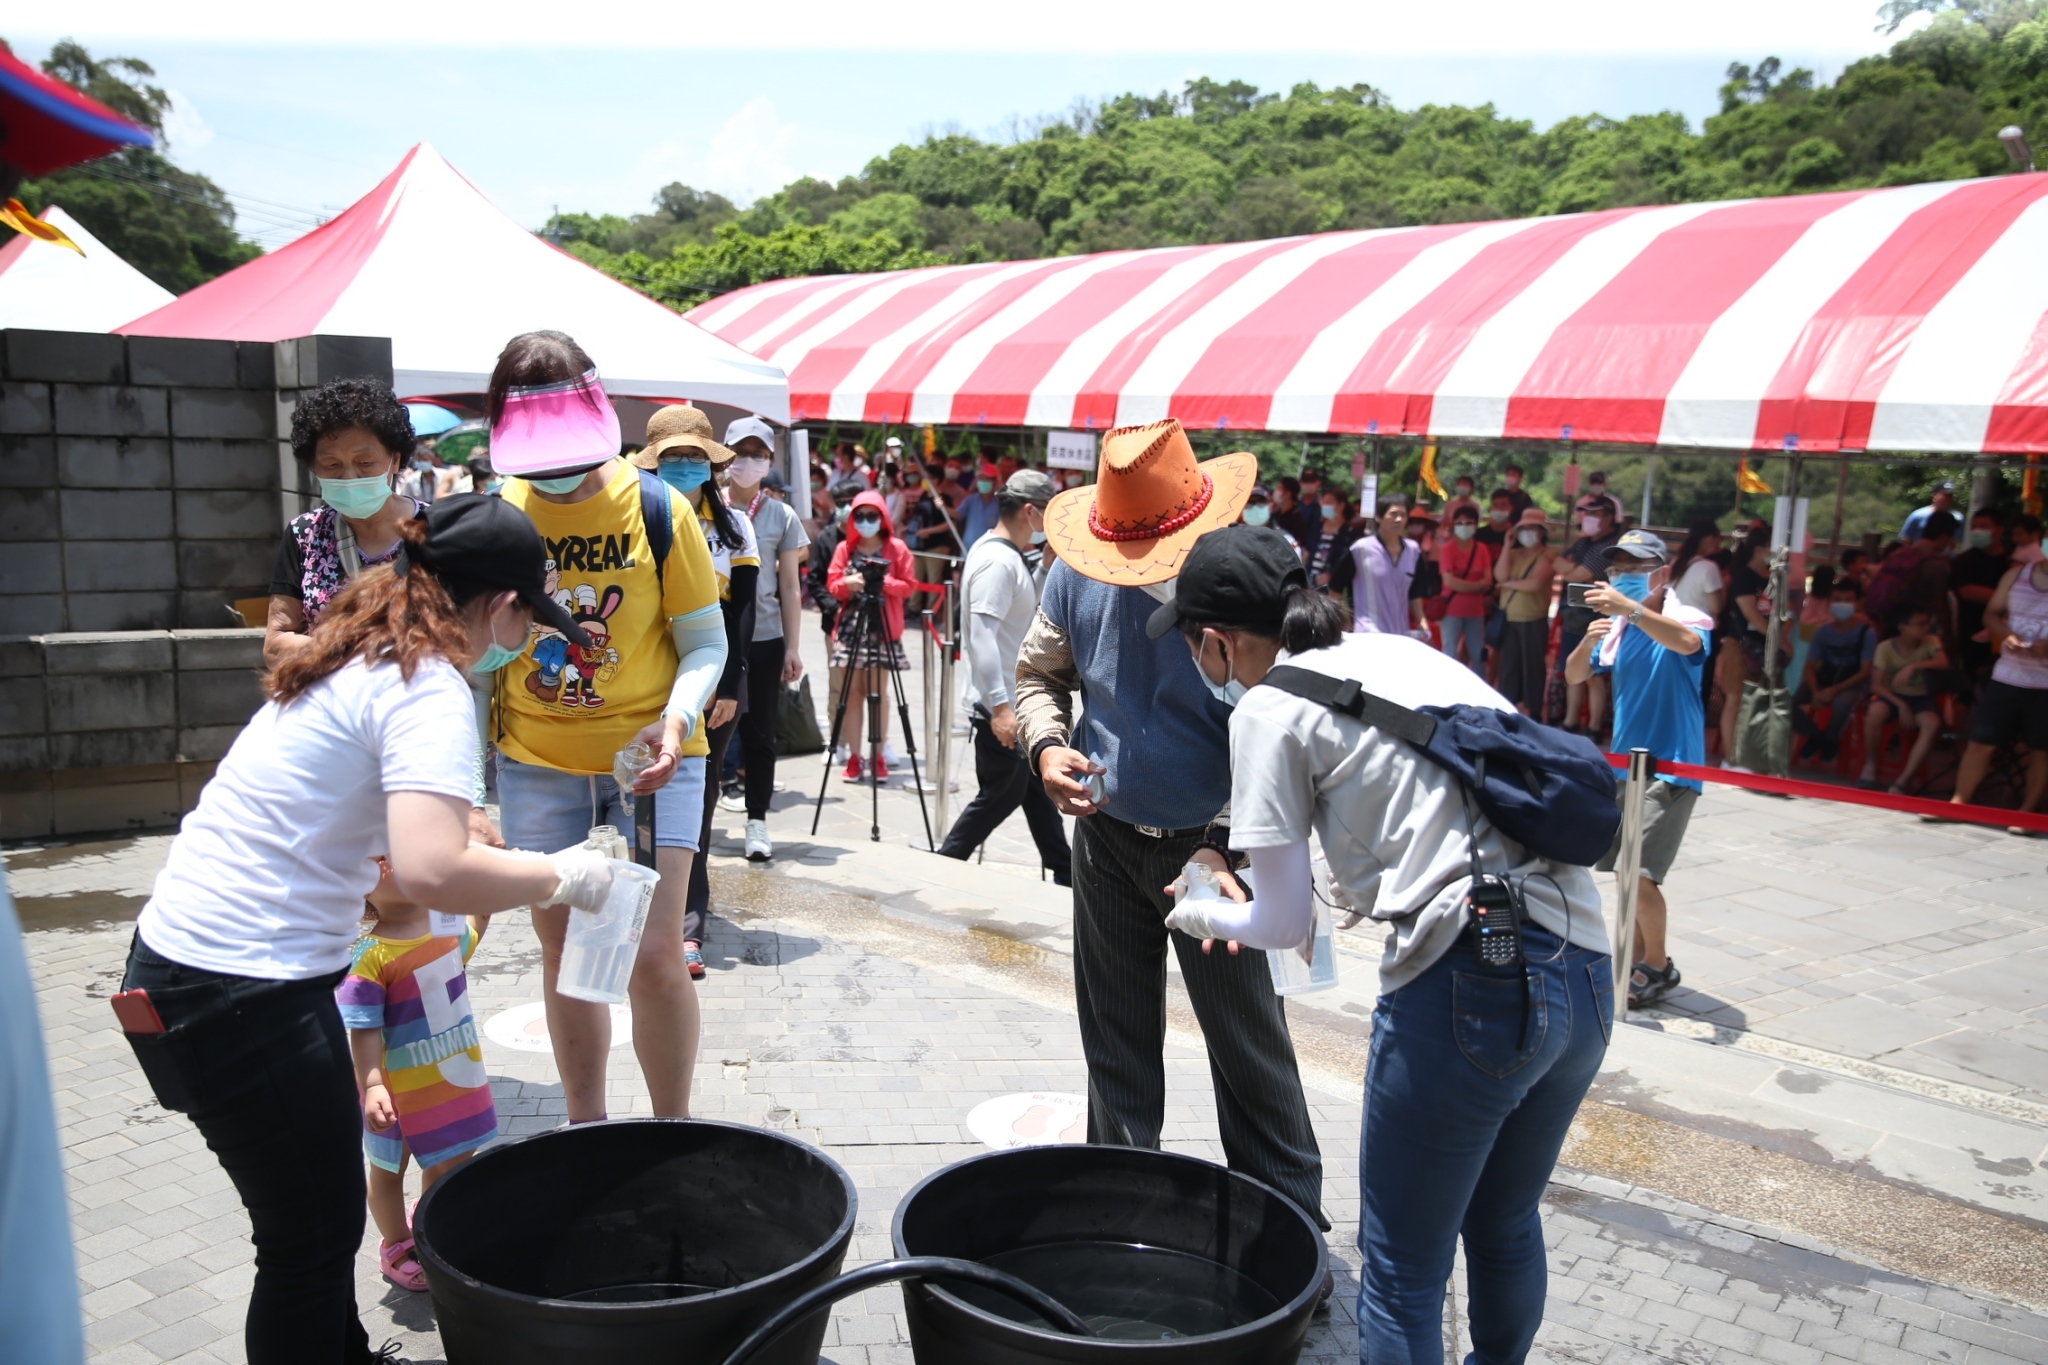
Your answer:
[0,328,394,837]
[0,329,394,635]
[0,628,265,839]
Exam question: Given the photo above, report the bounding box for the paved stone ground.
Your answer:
[777,619,2048,1106]
[15,853,2048,1365]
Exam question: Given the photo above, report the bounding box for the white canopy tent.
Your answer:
[120,144,788,422]
[0,206,172,333]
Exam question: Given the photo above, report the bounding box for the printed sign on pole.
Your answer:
[1047,430,1097,471]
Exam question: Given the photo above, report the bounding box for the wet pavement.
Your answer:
[8,616,2048,1362]
[13,828,2048,1365]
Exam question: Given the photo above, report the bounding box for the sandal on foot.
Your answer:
[684,943,705,979]
[380,1237,427,1292]
[1628,960,1681,1010]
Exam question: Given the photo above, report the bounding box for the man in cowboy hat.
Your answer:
[1015,419,1328,1242]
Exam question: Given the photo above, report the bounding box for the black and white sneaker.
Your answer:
[1628,959,1681,1010]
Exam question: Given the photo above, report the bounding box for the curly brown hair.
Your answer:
[265,519,488,704]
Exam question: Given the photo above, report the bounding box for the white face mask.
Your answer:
[1453,523,1476,540]
[1580,515,1603,535]
[1517,529,1542,547]
[1198,633,1247,708]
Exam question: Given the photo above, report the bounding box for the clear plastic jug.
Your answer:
[1267,896,1339,997]
[557,859,660,1004]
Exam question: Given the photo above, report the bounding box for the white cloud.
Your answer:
[19,0,1896,57]
[159,89,214,151]
[704,98,802,206]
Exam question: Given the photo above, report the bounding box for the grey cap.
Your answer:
[1005,469,1057,506]
[1604,528,1670,566]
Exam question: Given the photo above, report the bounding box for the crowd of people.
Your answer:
[108,369,2046,1365]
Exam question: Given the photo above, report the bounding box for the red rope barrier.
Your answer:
[1601,751,2048,835]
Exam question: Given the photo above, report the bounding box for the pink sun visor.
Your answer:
[489,369,623,476]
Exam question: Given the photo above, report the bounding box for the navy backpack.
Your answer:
[1259,666,1621,867]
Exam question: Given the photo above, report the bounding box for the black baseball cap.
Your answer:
[1144,525,1307,639]
[408,494,591,647]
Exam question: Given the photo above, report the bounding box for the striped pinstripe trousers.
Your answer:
[1071,811,1328,1229]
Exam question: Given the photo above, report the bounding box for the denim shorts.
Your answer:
[494,752,705,856]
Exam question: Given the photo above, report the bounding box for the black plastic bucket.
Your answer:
[891,1145,1327,1365]
[412,1119,856,1365]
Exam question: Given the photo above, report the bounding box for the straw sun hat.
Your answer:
[1041,419,1258,587]
[629,404,733,471]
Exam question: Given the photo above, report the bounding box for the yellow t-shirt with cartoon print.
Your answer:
[498,463,718,775]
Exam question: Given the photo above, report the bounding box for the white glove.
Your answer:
[546,848,616,913]
[1164,901,1228,942]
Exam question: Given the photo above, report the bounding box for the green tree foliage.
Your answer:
[6,39,261,292]
[573,4,2048,308]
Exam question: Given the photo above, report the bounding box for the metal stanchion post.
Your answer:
[1611,746,1653,1024]
[921,608,939,782]
[934,589,955,839]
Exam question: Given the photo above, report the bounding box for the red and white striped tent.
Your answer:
[685,175,2048,454]
[122,144,789,420]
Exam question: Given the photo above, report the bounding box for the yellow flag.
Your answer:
[1736,458,1772,495]
[1418,443,1445,499]
[0,200,83,255]
[922,424,936,457]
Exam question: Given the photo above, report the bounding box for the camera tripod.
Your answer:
[810,572,936,847]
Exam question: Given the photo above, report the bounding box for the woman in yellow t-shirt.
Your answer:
[485,332,724,1123]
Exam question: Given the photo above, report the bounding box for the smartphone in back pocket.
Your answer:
[111,988,166,1034]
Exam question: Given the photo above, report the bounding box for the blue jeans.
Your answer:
[1440,615,1486,674]
[494,752,706,855]
[1359,926,1612,1365]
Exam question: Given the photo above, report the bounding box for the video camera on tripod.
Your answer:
[856,559,888,598]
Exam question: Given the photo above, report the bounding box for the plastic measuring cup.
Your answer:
[1267,896,1338,996]
[557,859,661,1004]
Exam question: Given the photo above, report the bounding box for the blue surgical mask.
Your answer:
[471,640,524,674]
[1830,601,1856,621]
[319,474,394,520]
[527,472,591,495]
[659,459,711,494]
[1609,572,1651,601]
[1966,529,1994,550]
[470,608,526,674]
[1321,503,1342,522]
[1029,529,1047,545]
[1243,505,1271,527]
[1199,635,1247,708]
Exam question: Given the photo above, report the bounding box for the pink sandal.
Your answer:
[380,1237,427,1292]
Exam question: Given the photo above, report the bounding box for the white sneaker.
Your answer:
[883,741,908,767]
[717,785,747,813]
[832,743,849,765]
[744,819,772,862]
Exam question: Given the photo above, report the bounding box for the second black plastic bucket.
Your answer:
[892,1145,1327,1365]
[412,1119,856,1365]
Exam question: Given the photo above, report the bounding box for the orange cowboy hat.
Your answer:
[1042,420,1258,586]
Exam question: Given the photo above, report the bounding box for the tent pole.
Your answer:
[1830,456,1849,559]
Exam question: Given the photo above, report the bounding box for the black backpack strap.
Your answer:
[637,466,673,592]
[1261,665,1438,749]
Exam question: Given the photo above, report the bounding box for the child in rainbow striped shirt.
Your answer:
[337,858,498,1292]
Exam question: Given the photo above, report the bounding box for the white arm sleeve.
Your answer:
[966,604,1010,709]
[662,604,728,741]
[1163,839,1315,951]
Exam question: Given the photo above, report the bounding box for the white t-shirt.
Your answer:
[1228,632,1606,991]
[958,533,1039,713]
[138,656,478,980]
[1670,558,1725,617]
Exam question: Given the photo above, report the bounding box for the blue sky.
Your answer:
[9,3,1903,248]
